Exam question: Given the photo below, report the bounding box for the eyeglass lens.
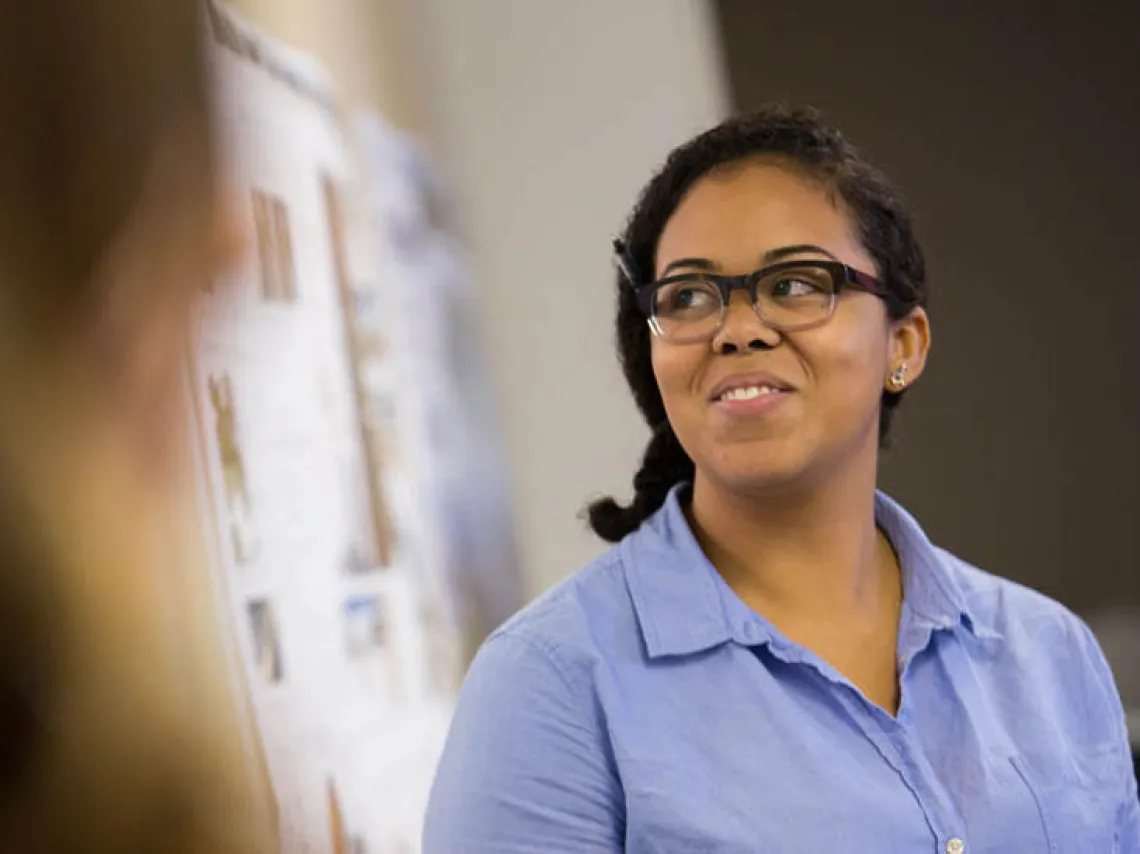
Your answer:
[652,263,838,340]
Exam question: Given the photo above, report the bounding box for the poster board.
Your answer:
[184,4,520,850]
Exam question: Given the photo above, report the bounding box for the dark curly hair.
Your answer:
[587,105,929,543]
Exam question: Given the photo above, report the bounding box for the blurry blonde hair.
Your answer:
[0,1,271,852]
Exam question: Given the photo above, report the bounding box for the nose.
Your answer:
[712,289,781,354]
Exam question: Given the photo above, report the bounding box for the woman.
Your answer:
[424,107,1139,852]
[0,1,269,852]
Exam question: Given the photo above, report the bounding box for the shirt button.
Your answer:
[946,839,965,854]
[743,623,756,641]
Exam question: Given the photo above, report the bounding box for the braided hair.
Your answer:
[587,105,929,542]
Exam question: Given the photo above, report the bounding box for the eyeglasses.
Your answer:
[613,239,889,344]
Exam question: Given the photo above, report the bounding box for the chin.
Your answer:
[699,440,814,496]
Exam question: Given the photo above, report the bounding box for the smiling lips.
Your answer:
[709,372,794,402]
[708,373,794,416]
[718,384,783,402]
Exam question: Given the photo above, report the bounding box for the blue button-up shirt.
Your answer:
[424,487,1139,852]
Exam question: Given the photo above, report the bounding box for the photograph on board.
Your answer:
[247,598,284,684]
[208,371,261,565]
[343,594,388,660]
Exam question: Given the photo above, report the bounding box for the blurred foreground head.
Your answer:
[0,1,267,852]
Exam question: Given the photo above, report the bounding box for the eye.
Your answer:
[771,276,823,298]
[655,279,720,317]
[762,264,836,301]
[673,286,714,309]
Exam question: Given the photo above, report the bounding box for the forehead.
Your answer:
[655,161,867,276]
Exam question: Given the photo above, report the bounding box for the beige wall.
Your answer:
[413,0,729,593]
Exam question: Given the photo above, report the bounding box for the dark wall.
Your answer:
[714,0,1140,614]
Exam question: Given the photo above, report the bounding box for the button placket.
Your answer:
[886,723,970,854]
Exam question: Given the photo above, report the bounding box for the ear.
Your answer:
[885,307,931,391]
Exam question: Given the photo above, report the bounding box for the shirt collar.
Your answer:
[874,491,1001,643]
[622,484,1001,660]
[620,485,735,658]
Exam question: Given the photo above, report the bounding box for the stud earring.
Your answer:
[888,364,909,391]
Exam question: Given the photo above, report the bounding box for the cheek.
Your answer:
[800,314,889,416]
[650,339,705,410]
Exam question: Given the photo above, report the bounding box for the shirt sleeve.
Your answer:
[1073,618,1140,853]
[1118,791,1140,854]
[422,630,625,853]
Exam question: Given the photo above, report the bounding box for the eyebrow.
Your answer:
[658,244,839,277]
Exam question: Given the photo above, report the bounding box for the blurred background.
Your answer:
[227,0,1140,838]
[288,0,1140,609]
[313,0,1140,659]
[3,0,1137,850]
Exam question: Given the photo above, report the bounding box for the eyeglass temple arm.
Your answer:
[846,265,890,298]
[612,237,643,289]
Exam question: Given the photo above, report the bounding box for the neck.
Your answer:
[689,438,897,627]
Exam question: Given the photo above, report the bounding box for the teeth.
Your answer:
[720,385,778,401]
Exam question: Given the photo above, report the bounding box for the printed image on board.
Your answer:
[323,174,398,573]
[247,599,284,684]
[343,595,387,660]
[208,371,260,565]
[253,188,297,303]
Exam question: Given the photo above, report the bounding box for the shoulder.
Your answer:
[936,547,1092,646]
[935,547,1126,742]
[476,543,641,688]
[426,556,631,851]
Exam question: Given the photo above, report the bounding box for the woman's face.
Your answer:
[651,160,930,497]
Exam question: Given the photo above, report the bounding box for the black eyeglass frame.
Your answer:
[613,237,890,340]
